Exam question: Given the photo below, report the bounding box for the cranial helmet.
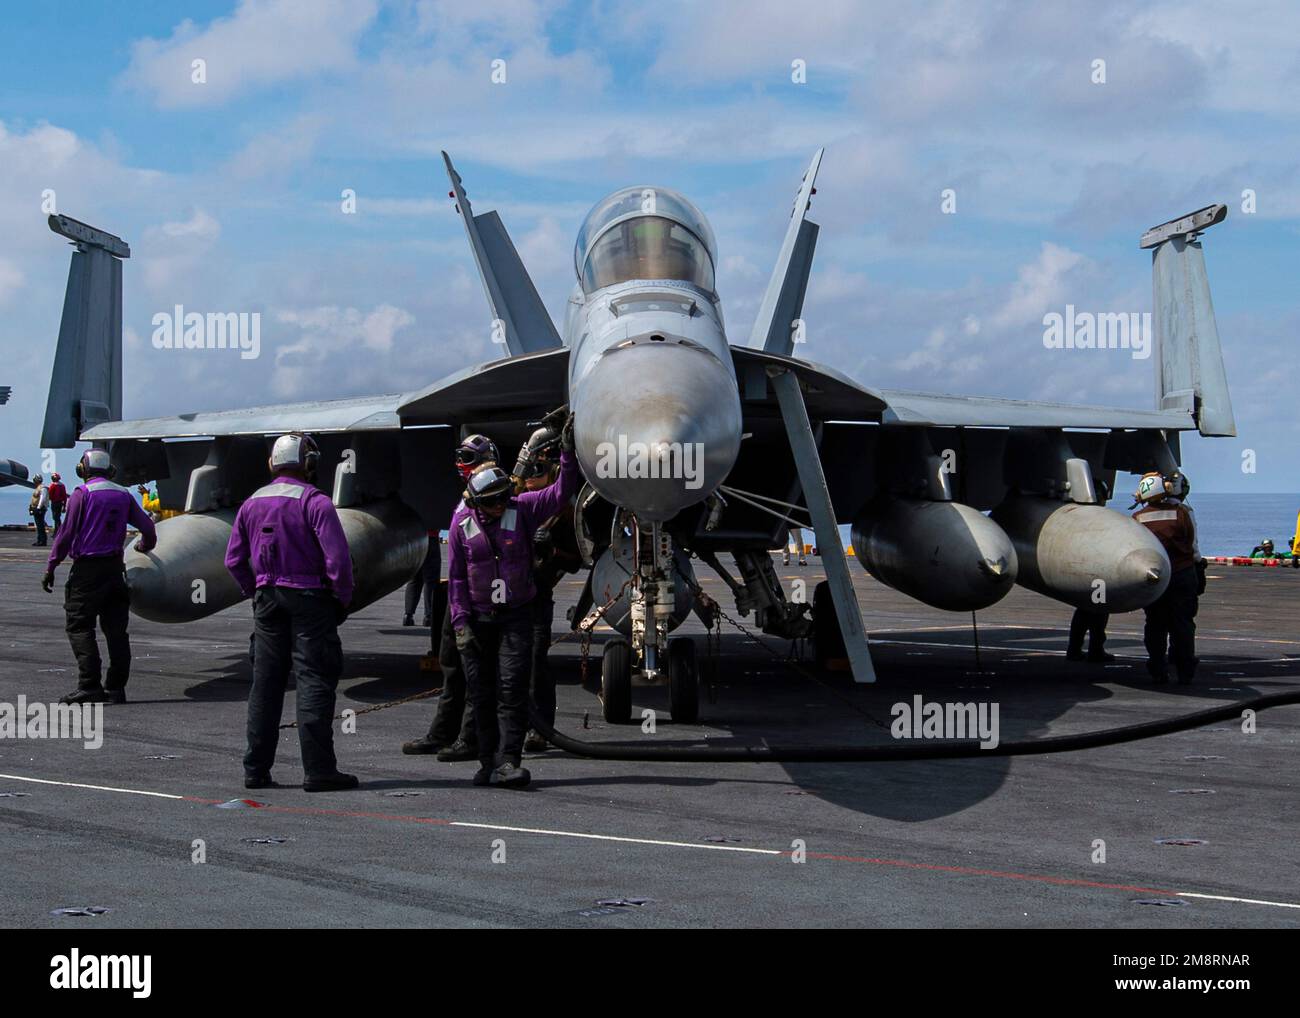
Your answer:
[465,464,513,509]
[1135,472,1163,503]
[75,449,115,479]
[1136,470,1189,504]
[269,433,320,478]
[513,425,561,480]
[456,434,500,480]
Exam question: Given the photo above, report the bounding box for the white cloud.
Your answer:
[269,303,414,398]
[0,259,24,307]
[139,210,222,292]
[146,209,221,243]
[122,0,379,108]
[515,216,570,280]
[990,243,1092,330]
[224,114,327,180]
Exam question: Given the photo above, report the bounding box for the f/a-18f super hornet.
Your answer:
[1,384,36,490]
[40,153,1234,723]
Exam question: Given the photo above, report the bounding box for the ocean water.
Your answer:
[2,487,1296,558]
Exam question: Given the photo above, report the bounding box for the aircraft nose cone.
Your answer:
[574,343,741,521]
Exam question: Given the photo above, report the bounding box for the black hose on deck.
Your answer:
[529,690,1300,762]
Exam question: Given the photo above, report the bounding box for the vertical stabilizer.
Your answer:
[751,149,822,356]
[1142,204,1235,437]
[442,152,561,357]
[41,215,130,447]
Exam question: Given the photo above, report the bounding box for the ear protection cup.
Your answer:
[302,444,320,480]
[76,449,114,480]
[269,433,321,479]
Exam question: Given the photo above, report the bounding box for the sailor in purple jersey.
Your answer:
[224,433,358,793]
[448,413,579,788]
[401,433,502,761]
[42,449,157,705]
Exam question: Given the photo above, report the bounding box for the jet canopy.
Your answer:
[574,186,717,295]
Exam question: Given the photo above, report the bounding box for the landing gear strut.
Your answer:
[592,516,701,724]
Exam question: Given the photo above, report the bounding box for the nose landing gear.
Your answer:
[599,634,700,725]
[596,518,701,725]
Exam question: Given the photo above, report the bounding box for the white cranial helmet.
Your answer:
[269,433,320,474]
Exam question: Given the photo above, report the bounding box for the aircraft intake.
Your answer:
[850,498,1018,611]
[990,494,1170,612]
[124,497,426,622]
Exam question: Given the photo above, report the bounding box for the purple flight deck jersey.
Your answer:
[224,476,355,605]
[47,477,157,571]
[448,450,579,629]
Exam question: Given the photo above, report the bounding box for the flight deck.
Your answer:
[1,530,1297,929]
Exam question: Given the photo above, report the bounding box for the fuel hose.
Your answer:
[528,689,1300,762]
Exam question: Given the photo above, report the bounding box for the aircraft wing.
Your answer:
[872,389,1193,430]
[731,347,1193,430]
[398,346,568,424]
[80,393,406,440]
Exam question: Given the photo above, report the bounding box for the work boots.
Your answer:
[491,763,531,789]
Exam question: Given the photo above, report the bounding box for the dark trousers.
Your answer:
[461,604,534,769]
[50,503,64,534]
[245,586,344,780]
[530,588,556,728]
[1068,607,1109,656]
[1143,566,1199,679]
[426,602,477,747]
[32,507,47,545]
[64,556,131,691]
[404,536,440,622]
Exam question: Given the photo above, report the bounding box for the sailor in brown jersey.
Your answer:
[1131,472,1204,684]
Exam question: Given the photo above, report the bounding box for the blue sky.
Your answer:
[0,0,1297,492]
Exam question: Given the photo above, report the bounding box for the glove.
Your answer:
[41,571,55,593]
[561,412,575,453]
[454,625,478,654]
[1196,560,1207,596]
[334,599,349,625]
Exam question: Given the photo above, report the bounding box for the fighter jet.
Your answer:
[2,386,36,489]
[39,154,1235,723]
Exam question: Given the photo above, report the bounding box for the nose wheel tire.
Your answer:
[601,638,633,724]
[668,637,699,723]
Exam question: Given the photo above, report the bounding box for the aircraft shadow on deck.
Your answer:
[177,626,1284,823]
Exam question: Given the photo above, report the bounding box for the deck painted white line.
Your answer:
[870,638,1090,657]
[0,772,185,799]
[870,638,1300,667]
[449,821,781,855]
[868,623,1300,648]
[10,772,1300,910]
[1176,891,1300,910]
